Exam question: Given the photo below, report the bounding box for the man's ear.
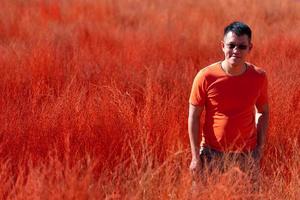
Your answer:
[249,43,253,51]
[221,41,225,50]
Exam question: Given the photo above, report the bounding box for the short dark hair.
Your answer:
[224,21,252,41]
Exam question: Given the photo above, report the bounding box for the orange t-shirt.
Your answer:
[189,61,268,152]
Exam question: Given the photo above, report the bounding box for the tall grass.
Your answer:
[0,0,299,199]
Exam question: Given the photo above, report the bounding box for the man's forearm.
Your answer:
[256,111,269,149]
[188,116,200,160]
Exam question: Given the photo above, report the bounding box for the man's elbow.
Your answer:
[188,112,200,119]
[257,104,269,115]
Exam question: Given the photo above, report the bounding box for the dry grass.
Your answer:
[0,0,299,199]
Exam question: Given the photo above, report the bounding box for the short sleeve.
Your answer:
[189,70,207,106]
[255,73,268,112]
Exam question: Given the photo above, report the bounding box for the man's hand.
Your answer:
[189,158,201,181]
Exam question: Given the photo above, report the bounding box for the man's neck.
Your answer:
[221,61,247,76]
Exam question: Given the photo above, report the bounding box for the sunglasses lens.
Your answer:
[227,44,248,50]
[228,44,235,49]
[238,45,248,50]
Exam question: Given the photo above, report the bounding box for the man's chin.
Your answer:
[229,60,243,66]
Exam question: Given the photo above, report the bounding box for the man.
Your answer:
[188,21,269,183]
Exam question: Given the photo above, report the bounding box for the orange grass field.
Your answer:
[0,0,299,199]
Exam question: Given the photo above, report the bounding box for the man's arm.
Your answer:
[255,104,269,159]
[188,104,204,175]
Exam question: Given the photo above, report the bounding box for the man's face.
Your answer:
[222,31,252,66]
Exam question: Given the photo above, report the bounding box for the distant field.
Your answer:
[0,0,299,199]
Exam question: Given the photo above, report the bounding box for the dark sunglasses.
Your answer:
[226,43,248,50]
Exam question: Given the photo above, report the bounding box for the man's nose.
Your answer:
[232,47,241,52]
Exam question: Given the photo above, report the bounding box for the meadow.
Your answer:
[0,0,299,199]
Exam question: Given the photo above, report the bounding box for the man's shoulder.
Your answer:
[247,63,267,77]
[196,62,221,77]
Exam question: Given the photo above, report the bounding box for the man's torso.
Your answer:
[189,61,267,152]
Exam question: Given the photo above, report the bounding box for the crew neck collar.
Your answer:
[219,61,248,77]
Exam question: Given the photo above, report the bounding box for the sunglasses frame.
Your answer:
[225,43,249,50]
